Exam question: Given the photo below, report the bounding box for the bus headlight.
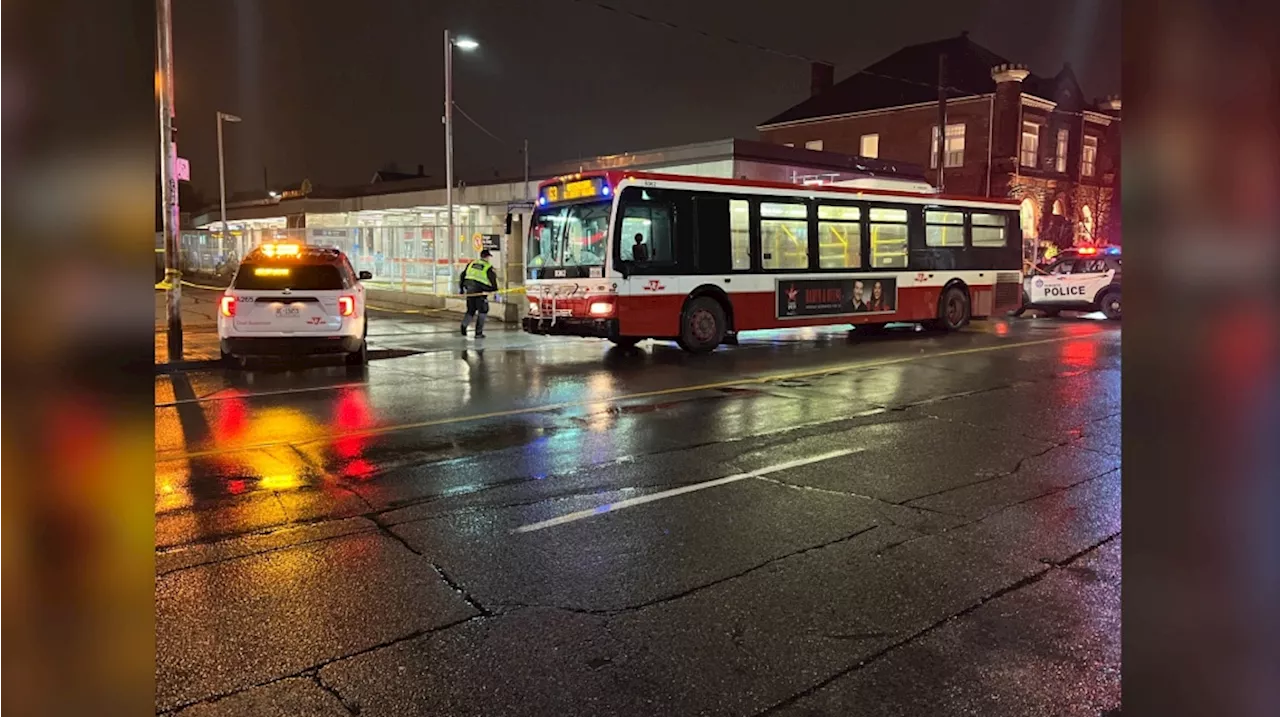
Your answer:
[589,300,614,317]
[528,298,540,315]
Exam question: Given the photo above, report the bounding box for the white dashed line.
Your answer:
[512,449,857,533]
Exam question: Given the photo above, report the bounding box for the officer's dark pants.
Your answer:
[461,295,489,333]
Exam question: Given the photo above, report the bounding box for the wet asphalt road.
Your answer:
[156,294,1121,716]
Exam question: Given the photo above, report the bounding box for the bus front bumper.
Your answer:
[522,316,619,338]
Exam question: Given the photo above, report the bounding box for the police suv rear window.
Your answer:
[234,263,345,290]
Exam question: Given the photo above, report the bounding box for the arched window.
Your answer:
[1052,198,1065,216]
[1080,205,1094,241]
[1020,197,1039,239]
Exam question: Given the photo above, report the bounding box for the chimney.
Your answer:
[810,62,834,97]
[1098,94,1122,113]
[990,63,1031,173]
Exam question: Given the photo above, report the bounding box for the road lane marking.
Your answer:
[155,335,1085,461]
[511,449,857,533]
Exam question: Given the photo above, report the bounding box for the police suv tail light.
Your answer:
[589,300,615,317]
[220,295,237,317]
[338,296,356,317]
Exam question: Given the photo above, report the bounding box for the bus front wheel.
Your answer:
[678,297,726,353]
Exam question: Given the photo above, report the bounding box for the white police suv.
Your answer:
[1014,246,1121,320]
[218,243,372,365]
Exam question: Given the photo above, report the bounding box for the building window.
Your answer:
[1082,135,1098,177]
[930,124,965,168]
[925,210,964,248]
[804,139,824,151]
[1055,128,1069,173]
[859,134,879,159]
[817,204,861,269]
[759,202,809,270]
[1020,121,1040,167]
[869,207,908,268]
[729,200,750,270]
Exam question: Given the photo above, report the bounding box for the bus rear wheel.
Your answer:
[930,285,971,331]
[678,297,726,353]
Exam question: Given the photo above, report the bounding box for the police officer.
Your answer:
[459,249,498,337]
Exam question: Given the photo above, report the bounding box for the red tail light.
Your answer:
[220,295,236,317]
[338,296,355,317]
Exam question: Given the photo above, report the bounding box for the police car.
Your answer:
[218,243,372,365]
[1014,246,1121,320]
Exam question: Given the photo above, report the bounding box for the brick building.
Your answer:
[758,32,1120,253]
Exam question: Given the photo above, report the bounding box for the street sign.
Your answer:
[174,156,190,182]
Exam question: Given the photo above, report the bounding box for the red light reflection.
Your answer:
[331,389,377,479]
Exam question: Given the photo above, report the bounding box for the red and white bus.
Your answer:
[522,171,1024,352]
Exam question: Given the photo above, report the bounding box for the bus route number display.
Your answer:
[542,179,601,204]
[777,277,898,319]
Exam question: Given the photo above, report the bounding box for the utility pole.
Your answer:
[936,53,947,192]
[444,28,455,295]
[217,111,242,262]
[157,0,182,359]
[523,138,530,200]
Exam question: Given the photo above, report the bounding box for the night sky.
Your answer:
[173,0,1119,201]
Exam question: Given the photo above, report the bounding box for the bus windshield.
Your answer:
[528,201,611,272]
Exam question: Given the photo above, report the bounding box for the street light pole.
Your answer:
[157,0,182,359]
[217,111,242,262]
[444,29,454,295]
[443,31,478,295]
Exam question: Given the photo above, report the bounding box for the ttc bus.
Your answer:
[522,171,1024,353]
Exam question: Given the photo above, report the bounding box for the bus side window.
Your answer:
[618,203,673,265]
[869,207,909,268]
[759,202,809,270]
[970,212,1008,247]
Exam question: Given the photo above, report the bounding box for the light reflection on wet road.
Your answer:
[155,310,1121,716]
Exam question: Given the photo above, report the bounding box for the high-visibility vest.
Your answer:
[464,260,493,286]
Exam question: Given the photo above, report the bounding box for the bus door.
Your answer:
[614,187,683,336]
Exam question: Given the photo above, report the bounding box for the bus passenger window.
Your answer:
[619,204,673,264]
[817,205,861,269]
[759,202,808,270]
[971,213,1008,247]
[730,200,750,270]
[925,210,964,248]
[869,207,908,269]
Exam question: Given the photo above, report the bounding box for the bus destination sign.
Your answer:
[541,177,607,205]
[777,277,898,319]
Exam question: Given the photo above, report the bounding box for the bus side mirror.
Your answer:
[358,270,373,280]
[505,212,513,234]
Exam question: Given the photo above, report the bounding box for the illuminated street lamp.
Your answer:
[444,30,478,291]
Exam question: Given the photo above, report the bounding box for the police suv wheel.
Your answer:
[1099,290,1122,320]
[678,297,726,353]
